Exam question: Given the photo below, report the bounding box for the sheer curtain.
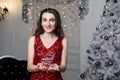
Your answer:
[28,0,80,35]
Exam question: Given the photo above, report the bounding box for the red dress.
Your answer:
[30,36,63,80]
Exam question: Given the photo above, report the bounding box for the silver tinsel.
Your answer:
[37,0,74,5]
[22,0,30,23]
[78,0,89,19]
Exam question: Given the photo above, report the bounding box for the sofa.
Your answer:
[0,55,31,80]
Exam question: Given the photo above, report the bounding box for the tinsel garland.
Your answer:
[79,0,89,19]
[37,0,74,5]
[22,0,30,23]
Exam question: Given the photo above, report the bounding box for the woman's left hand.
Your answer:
[48,64,59,72]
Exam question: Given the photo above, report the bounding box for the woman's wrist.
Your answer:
[54,64,60,71]
[37,64,41,71]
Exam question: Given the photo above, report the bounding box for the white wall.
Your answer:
[80,0,105,71]
[0,0,32,60]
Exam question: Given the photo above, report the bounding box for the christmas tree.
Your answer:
[80,0,120,80]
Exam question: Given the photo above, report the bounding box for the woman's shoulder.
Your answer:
[29,36,35,39]
[29,36,35,42]
[29,35,40,39]
[62,37,67,44]
[62,37,67,41]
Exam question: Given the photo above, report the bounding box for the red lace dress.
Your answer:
[30,36,63,80]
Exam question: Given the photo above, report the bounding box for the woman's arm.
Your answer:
[59,38,68,72]
[27,36,40,72]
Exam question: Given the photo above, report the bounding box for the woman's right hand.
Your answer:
[37,63,47,71]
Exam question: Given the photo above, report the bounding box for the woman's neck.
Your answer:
[41,32,56,39]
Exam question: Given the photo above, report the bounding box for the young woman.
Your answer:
[27,8,68,80]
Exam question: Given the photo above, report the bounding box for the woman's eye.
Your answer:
[42,18,47,21]
[50,19,55,22]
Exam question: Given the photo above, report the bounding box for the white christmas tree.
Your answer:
[80,0,120,80]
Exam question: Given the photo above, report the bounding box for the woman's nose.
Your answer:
[46,21,50,25]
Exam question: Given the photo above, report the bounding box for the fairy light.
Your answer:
[55,5,59,8]
[63,16,66,18]
[62,11,65,15]
[63,24,67,27]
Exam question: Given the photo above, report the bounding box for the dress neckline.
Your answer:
[39,36,59,50]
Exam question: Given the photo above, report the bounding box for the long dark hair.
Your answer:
[34,8,64,38]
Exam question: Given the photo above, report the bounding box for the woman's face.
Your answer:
[41,12,56,33]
